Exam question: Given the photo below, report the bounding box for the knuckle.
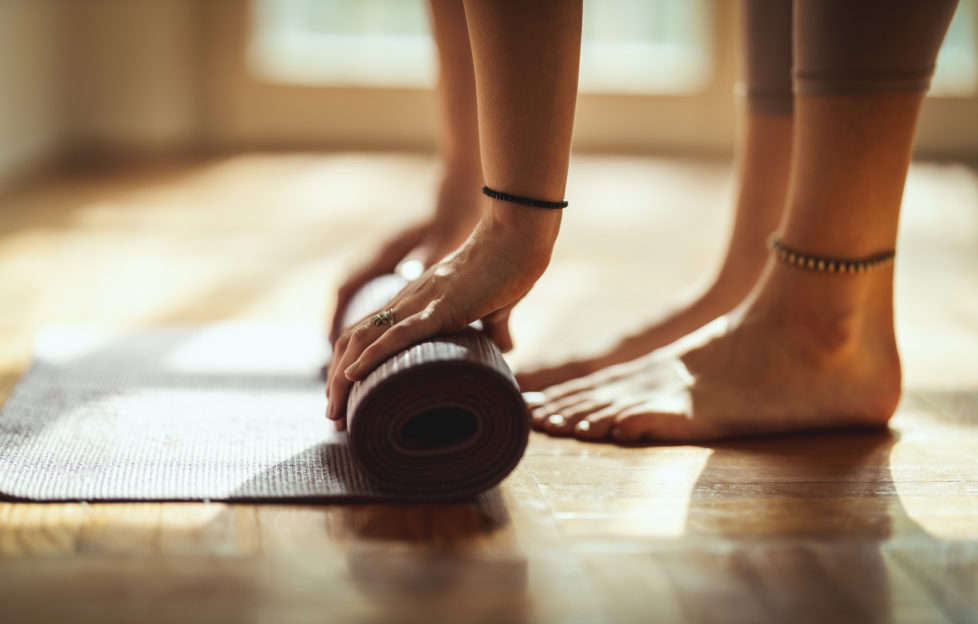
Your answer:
[352,324,373,341]
[386,323,412,341]
[429,301,464,331]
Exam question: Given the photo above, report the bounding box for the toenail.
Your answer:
[522,391,547,406]
[547,414,566,428]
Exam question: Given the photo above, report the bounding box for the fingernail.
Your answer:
[326,400,333,420]
[344,361,360,379]
[576,420,590,433]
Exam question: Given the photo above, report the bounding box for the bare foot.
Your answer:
[517,112,795,392]
[516,275,756,392]
[528,263,902,443]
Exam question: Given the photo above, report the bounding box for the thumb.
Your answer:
[482,305,515,353]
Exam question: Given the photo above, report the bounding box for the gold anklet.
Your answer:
[768,235,895,273]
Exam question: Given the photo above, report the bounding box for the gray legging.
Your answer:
[741,0,960,114]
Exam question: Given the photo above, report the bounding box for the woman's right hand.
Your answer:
[326,204,561,428]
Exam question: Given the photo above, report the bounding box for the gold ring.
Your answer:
[371,309,394,327]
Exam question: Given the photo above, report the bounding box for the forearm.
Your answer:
[462,0,581,273]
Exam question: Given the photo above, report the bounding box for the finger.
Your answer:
[329,280,366,343]
[344,309,441,381]
[325,331,352,402]
[326,355,353,422]
[326,372,352,423]
[328,225,428,342]
[326,320,387,420]
[482,306,514,352]
[329,261,396,343]
[329,297,352,345]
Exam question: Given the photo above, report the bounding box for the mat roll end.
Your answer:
[342,276,531,500]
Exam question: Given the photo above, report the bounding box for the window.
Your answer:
[933,0,978,96]
[249,0,712,94]
[250,0,435,87]
[250,0,977,97]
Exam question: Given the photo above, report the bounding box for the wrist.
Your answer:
[479,200,561,277]
[431,171,483,226]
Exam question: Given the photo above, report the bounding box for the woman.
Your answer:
[328,0,960,443]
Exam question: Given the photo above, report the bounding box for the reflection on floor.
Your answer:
[0,154,975,623]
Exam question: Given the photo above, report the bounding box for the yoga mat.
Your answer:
[0,279,529,501]
[340,274,530,499]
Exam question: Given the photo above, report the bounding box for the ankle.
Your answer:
[748,263,898,362]
[702,248,769,312]
[441,159,483,192]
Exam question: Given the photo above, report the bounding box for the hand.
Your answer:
[328,211,479,343]
[326,208,560,428]
[329,223,425,343]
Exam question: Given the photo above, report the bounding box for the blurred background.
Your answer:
[2,0,977,191]
[1,0,977,383]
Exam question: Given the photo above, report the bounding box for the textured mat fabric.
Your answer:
[0,323,383,501]
[0,279,529,502]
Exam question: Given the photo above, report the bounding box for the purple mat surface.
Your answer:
[0,278,529,501]
[341,275,530,499]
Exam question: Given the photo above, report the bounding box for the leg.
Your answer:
[517,0,794,390]
[424,0,483,254]
[326,0,582,425]
[329,0,481,342]
[463,0,581,201]
[533,0,958,442]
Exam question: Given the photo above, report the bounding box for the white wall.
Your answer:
[0,0,205,193]
[0,0,64,190]
[60,0,202,153]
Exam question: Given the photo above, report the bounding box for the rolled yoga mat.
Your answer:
[339,274,531,500]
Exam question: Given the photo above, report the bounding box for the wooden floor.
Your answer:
[0,153,976,623]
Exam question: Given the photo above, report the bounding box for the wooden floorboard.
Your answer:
[0,153,975,623]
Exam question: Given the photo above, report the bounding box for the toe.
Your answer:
[611,424,642,443]
[522,391,548,408]
[542,408,581,436]
[543,400,610,436]
[573,404,623,441]
[531,394,588,431]
[612,409,663,442]
[612,409,701,442]
[542,413,570,435]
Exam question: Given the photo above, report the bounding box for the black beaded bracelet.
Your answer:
[482,185,568,209]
